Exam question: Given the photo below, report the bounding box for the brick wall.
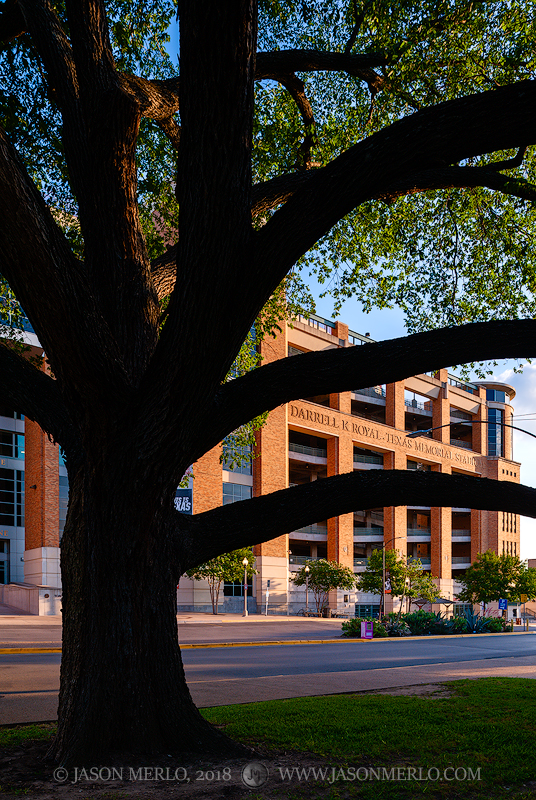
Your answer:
[24,419,59,550]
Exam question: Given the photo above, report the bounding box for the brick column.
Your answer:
[383,450,406,554]
[431,464,451,585]
[471,509,483,563]
[327,433,353,610]
[330,323,350,413]
[385,381,405,429]
[326,436,353,569]
[432,369,450,443]
[24,419,61,587]
[193,445,222,513]
[253,322,290,611]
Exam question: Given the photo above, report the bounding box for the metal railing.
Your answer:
[449,377,478,395]
[450,409,473,421]
[354,528,384,536]
[451,530,471,537]
[450,438,473,450]
[289,555,322,565]
[354,557,369,567]
[405,398,433,413]
[353,385,386,399]
[407,528,431,536]
[296,314,335,335]
[293,523,328,535]
[408,556,432,565]
[354,454,384,465]
[452,556,471,564]
[289,442,327,458]
[349,330,374,345]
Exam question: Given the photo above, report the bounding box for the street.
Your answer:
[2,628,536,724]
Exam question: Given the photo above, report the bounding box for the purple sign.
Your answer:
[361,620,374,639]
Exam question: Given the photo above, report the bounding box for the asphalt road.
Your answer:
[181,633,536,678]
[0,618,350,648]
[2,633,536,724]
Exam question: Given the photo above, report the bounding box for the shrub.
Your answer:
[483,616,505,633]
[341,618,388,638]
[448,615,469,634]
[401,610,438,635]
[385,620,412,637]
[463,610,492,633]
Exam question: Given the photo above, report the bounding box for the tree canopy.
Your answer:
[185,547,256,615]
[1,0,536,766]
[292,558,355,613]
[456,551,536,608]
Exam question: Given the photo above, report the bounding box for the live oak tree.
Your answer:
[456,551,536,610]
[2,0,536,766]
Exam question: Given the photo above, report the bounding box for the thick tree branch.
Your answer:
[121,50,387,126]
[344,0,372,55]
[0,0,25,42]
[251,171,315,217]
[150,245,178,300]
[118,74,181,121]
[254,80,536,301]
[156,117,181,151]
[375,165,536,204]
[0,126,131,401]
[0,343,77,449]
[204,319,536,455]
[181,471,536,570]
[149,169,310,301]
[275,73,317,170]
[64,0,115,92]
[256,49,388,86]
[252,140,533,219]
[41,0,160,380]
[18,0,79,112]
[139,2,258,458]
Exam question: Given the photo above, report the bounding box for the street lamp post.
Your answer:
[242,557,248,617]
[305,564,310,612]
[382,545,386,619]
[287,549,292,616]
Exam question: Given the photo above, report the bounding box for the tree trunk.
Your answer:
[210,580,221,614]
[48,465,244,765]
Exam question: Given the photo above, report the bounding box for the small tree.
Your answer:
[357,549,407,616]
[185,547,256,615]
[516,565,536,600]
[456,551,533,612]
[292,559,355,614]
[406,568,439,613]
[507,564,536,605]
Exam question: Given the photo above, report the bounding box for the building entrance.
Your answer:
[0,539,9,584]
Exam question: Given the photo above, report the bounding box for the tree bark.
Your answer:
[50,461,243,765]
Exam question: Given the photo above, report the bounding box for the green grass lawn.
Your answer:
[202,678,536,799]
[2,679,535,799]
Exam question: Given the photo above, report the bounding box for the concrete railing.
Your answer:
[0,583,62,615]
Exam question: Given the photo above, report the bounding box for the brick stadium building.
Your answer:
[0,315,521,615]
[179,315,521,615]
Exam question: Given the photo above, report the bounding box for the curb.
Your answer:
[0,647,62,654]
[1,629,533,655]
